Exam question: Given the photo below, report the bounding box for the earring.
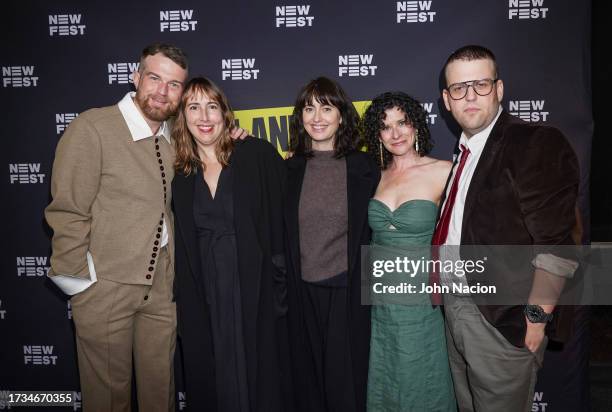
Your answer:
[379,140,384,167]
[415,130,420,155]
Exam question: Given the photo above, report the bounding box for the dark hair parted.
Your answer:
[443,44,498,85]
[289,76,361,158]
[139,43,189,72]
[363,92,433,170]
[173,77,235,176]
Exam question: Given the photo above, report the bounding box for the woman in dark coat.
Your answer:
[285,77,380,412]
[171,77,291,411]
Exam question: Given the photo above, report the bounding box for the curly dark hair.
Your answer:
[362,92,433,169]
[289,76,361,158]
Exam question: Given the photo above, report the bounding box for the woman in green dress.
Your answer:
[363,91,456,411]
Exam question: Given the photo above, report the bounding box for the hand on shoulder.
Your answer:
[230,127,250,140]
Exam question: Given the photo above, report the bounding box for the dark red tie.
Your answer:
[430,144,471,305]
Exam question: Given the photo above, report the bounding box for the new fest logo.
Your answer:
[72,392,82,411]
[2,65,38,88]
[508,98,549,122]
[421,102,438,125]
[160,10,198,32]
[56,113,78,135]
[508,0,548,19]
[108,62,139,85]
[178,392,187,411]
[9,164,46,184]
[396,1,437,23]
[232,101,437,155]
[338,54,377,77]
[275,5,314,28]
[48,13,86,36]
[0,390,12,410]
[222,58,260,80]
[23,344,58,366]
[16,256,51,277]
[532,391,548,412]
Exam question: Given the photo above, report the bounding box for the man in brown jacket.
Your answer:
[45,43,188,412]
[437,45,579,411]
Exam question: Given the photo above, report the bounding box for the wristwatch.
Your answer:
[524,305,554,323]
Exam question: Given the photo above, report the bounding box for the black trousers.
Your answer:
[301,277,356,412]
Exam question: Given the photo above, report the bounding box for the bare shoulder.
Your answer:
[421,156,452,174]
[424,158,453,189]
[434,158,453,174]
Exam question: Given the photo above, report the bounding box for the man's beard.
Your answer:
[134,90,179,122]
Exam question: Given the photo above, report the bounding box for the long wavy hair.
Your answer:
[289,76,361,158]
[173,77,235,175]
[362,91,433,170]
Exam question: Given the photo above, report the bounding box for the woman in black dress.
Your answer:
[172,77,291,411]
[285,77,380,412]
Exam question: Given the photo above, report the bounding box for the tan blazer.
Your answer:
[45,105,175,285]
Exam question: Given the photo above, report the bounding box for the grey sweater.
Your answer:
[298,150,348,282]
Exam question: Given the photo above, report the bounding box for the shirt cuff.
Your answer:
[161,219,168,247]
[532,253,578,279]
[48,251,98,295]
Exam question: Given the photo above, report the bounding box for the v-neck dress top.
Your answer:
[193,166,249,412]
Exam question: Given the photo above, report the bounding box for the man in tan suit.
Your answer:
[46,43,188,412]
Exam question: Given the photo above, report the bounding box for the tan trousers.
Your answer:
[444,295,547,412]
[71,247,176,412]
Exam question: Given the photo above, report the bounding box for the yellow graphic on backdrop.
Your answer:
[234,101,372,155]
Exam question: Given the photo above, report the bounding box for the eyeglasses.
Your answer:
[446,78,498,100]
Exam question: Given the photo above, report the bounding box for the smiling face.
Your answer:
[302,98,342,151]
[184,92,225,149]
[133,53,187,124]
[379,107,416,157]
[442,58,504,138]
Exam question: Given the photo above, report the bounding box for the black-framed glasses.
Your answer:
[446,78,498,100]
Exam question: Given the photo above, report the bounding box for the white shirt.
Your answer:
[50,92,171,295]
[443,106,503,246]
[439,107,502,291]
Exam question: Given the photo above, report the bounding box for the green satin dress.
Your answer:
[367,199,456,412]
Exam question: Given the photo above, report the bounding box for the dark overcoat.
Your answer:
[284,150,380,412]
[172,137,292,411]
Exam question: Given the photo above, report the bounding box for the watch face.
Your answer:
[528,306,541,317]
[525,305,551,322]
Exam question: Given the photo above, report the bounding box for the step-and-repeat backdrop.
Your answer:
[2,1,592,411]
